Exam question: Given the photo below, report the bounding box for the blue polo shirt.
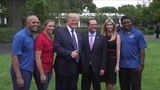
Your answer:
[11,27,34,72]
[118,26,147,68]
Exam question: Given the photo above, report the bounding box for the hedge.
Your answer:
[0,26,155,44]
[0,28,17,44]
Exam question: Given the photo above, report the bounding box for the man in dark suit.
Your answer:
[54,13,83,90]
[81,19,107,90]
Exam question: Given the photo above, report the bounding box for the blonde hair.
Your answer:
[42,19,55,30]
[67,13,79,21]
[101,17,117,41]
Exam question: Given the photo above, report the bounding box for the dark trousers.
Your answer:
[34,70,52,90]
[10,67,32,90]
[119,68,141,90]
[156,32,159,38]
[81,66,101,90]
[55,74,79,90]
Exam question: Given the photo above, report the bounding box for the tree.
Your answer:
[118,5,143,26]
[96,6,117,13]
[148,0,160,23]
[21,0,96,23]
[81,0,96,13]
[21,0,58,23]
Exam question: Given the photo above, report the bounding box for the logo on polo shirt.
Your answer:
[129,34,134,38]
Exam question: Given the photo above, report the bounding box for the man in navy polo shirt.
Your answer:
[11,15,40,90]
[118,16,147,90]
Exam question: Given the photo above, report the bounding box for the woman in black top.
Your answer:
[101,18,121,90]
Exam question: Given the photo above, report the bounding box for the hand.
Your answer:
[16,77,24,88]
[71,50,79,59]
[100,69,105,76]
[137,64,144,72]
[40,74,47,83]
[115,65,120,73]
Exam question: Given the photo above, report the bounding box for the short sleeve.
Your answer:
[11,35,23,55]
[137,32,147,49]
[35,35,44,51]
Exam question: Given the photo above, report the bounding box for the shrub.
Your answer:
[0,28,17,44]
[138,27,155,35]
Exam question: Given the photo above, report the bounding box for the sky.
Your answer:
[93,0,150,8]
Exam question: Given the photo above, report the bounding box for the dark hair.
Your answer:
[87,18,96,26]
[121,15,131,23]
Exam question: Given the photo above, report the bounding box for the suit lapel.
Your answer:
[86,33,91,51]
[92,33,100,51]
[75,30,81,50]
[65,27,74,47]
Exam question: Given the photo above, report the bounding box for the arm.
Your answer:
[115,34,121,73]
[54,29,72,57]
[138,48,145,72]
[11,34,24,87]
[54,29,79,59]
[100,37,107,75]
[137,32,147,72]
[12,55,24,87]
[35,50,46,83]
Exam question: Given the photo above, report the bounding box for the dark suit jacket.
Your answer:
[81,32,107,75]
[54,27,83,76]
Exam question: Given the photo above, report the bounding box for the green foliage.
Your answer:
[21,0,56,23]
[139,27,155,35]
[81,0,96,13]
[118,5,139,24]
[97,6,117,13]
[148,0,160,23]
[56,0,96,13]
[0,28,17,43]
[20,0,96,24]
[21,0,38,20]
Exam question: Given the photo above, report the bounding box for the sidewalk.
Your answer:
[0,34,158,54]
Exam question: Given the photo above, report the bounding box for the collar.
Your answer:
[24,27,33,37]
[88,32,96,37]
[122,26,136,35]
[67,25,75,32]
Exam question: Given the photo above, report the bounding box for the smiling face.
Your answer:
[26,15,40,32]
[67,13,79,29]
[121,18,132,31]
[44,21,55,34]
[88,19,97,33]
[105,21,114,32]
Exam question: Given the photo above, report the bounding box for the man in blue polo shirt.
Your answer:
[11,15,40,90]
[118,16,147,90]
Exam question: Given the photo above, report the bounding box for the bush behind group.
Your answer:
[0,26,155,44]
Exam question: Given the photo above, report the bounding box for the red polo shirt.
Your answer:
[35,32,54,73]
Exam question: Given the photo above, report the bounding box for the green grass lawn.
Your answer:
[0,40,160,90]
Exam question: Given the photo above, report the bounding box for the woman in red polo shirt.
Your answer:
[34,19,55,90]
